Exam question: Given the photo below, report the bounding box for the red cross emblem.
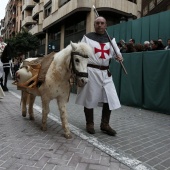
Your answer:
[94,43,110,59]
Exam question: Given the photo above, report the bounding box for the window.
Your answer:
[58,0,70,8]
[149,0,155,11]
[143,6,148,16]
[54,32,61,40]
[128,0,137,4]
[48,32,61,41]
[65,20,86,36]
[44,3,51,18]
[157,0,163,4]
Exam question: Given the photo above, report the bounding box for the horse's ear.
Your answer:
[70,41,77,51]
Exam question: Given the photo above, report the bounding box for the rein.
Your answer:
[70,52,88,78]
[68,51,89,101]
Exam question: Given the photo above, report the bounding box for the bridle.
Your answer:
[70,52,89,78]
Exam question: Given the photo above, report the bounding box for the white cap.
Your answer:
[144,41,150,45]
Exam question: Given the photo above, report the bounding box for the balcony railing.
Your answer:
[22,16,36,26]
[22,0,36,10]
[32,4,40,18]
[29,24,43,35]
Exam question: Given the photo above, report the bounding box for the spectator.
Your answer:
[143,41,152,51]
[119,39,127,53]
[150,40,153,50]
[164,39,170,50]
[126,43,136,53]
[129,38,135,46]
[158,38,165,48]
[151,40,164,50]
[135,43,144,52]
[117,40,127,53]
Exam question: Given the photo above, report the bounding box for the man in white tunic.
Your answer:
[76,16,123,136]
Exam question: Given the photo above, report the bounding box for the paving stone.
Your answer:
[35,156,50,168]
[20,166,41,170]
[158,151,170,160]
[146,157,162,167]
[160,158,170,168]
[48,157,68,166]
[88,164,109,170]
[42,163,56,170]
[68,155,81,167]
[2,84,164,170]
[154,164,167,170]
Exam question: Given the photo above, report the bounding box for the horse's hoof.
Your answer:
[29,116,35,121]
[64,134,72,139]
[22,111,26,117]
[41,126,47,131]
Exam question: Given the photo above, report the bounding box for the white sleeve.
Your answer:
[111,38,122,59]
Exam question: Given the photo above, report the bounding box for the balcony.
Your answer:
[43,0,92,29]
[29,24,43,35]
[43,0,138,30]
[11,13,16,21]
[96,0,138,16]
[9,0,17,8]
[22,0,36,10]
[10,27,15,34]
[44,0,51,7]
[9,0,15,7]
[32,3,43,20]
[22,16,36,27]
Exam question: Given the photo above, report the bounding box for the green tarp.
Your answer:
[142,50,170,113]
[108,10,170,44]
[120,52,143,107]
[110,50,170,114]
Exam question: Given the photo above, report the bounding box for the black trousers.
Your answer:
[3,67,10,87]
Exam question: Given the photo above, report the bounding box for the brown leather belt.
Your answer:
[87,64,109,70]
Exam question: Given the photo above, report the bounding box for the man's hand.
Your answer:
[115,55,123,62]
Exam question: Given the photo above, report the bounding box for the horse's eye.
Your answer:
[75,58,79,63]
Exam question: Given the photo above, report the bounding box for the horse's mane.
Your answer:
[1,43,13,63]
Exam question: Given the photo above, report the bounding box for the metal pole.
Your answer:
[93,5,128,75]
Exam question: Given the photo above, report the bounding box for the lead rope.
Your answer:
[67,74,76,102]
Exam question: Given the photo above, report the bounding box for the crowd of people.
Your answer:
[117,38,170,53]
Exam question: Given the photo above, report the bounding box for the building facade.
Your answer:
[1,0,22,39]
[142,0,170,16]
[2,0,142,55]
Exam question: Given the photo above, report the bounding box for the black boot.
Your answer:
[84,107,95,134]
[100,103,117,136]
[3,86,8,91]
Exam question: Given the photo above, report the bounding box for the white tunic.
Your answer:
[75,35,121,110]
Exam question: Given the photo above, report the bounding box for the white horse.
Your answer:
[16,41,93,138]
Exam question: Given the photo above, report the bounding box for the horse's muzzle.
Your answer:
[77,78,88,87]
